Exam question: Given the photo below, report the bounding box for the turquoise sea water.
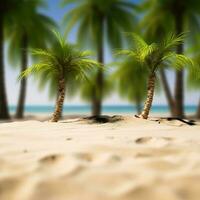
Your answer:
[9,105,197,115]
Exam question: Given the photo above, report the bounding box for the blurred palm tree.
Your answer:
[79,70,113,110]
[20,31,99,122]
[61,0,137,116]
[7,0,56,119]
[187,54,200,118]
[0,0,21,119]
[113,59,148,114]
[141,0,200,118]
[118,33,193,119]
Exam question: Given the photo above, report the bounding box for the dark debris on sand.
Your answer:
[83,115,124,124]
[154,118,197,126]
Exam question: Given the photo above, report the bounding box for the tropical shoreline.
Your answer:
[8,105,198,114]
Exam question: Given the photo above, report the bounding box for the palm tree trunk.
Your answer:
[92,17,104,117]
[135,95,142,115]
[140,73,156,119]
[196,98,200,119]
[50,78,65,122]
[15,34,28,119]
[58,91,65,120]
[174,2,185,118]
[92,85,100,116]
[0,15,10,120]
[160,68,175,116]
[94,52,103,116]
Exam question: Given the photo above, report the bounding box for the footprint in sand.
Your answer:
[135,137,153,144]
[39,154,63,165]
[135,137,174,144]
[136,146,181,158]
[74,152,93,162]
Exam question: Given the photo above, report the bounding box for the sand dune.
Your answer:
[0,116,200,200]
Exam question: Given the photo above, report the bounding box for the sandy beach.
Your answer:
[0,116,200,200]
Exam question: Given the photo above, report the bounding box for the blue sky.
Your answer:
[5,0,199,106]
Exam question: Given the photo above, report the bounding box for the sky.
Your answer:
[5,0,200,106]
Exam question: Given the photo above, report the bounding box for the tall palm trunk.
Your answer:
[140,73,156,119]
[50,78,65,122]
[173,1,185,118]
[0,15,10,120]
[160,68,175,116]
[56,90,65,120]
[16,34,28,119]
[93,44,104,116]
[92,85,100,116]
[197,98,200,119]
[92,16,104,117]
[135,95,142,115]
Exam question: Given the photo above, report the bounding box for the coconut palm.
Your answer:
[113,59,148,114]
[20,31,99,122]
[141,0,200,118]
[117,33,193,119]
[140,11,175,116]
[62,0,137,116]
[188,80,200,119]
[187,55,200,118]
[0,0,21,119]
[0,14,9,119]
[7,0,56,119]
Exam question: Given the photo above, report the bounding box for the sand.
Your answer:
[0,116,200,200]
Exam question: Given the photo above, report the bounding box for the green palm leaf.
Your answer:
[20,31,99,101]
[117,32,193,73]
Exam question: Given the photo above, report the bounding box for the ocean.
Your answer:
[9,105,197,115]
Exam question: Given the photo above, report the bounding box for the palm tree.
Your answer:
[140,10,175,116]
[62,0,137,116]
[0,0,21,119]
[79,71,113,113]
[187,55,200,118]
[114,59,148,114]
[117,33,193,119]
[141,0,200,118]
[20,31,99,122]
[0,14,9,119]
[7,0,56,119]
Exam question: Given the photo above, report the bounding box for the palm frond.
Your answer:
[31,48,55,59]
[117,31,192,74]
[116,49,137,57]
[139,43,158,60]
[162,32,187,51]
[18,63,50,80]
[128,33,149,50]
[62,0,137,50]
[165,53,194,70]
[52,30,66,48]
